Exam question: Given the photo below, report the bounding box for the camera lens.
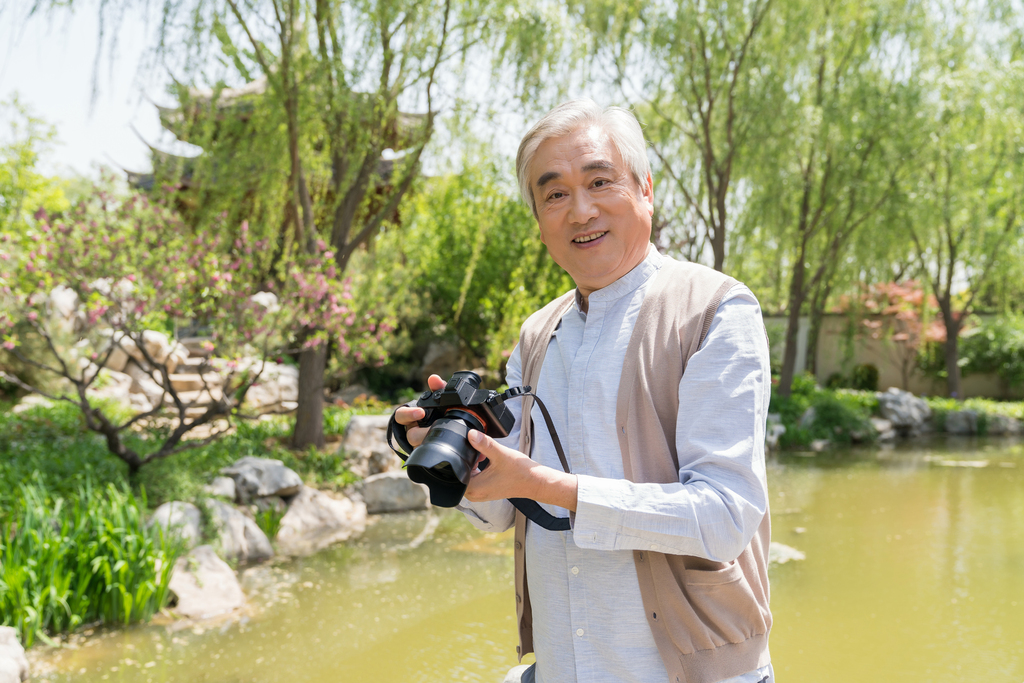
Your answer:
[405,410,484,507]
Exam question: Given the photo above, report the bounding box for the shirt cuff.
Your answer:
[571,474,627,550]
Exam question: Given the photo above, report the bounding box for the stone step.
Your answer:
[169,373,223,392]
[166,387,224,407]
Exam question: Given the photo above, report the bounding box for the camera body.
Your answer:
[388,371,517,508]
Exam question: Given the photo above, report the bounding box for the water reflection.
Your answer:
[30,437,1024,683]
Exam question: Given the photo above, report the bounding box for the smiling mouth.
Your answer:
[572,231,607,244]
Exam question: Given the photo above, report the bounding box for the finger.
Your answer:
[395,405,426,426]
[407,426,429,448]
[427,374,447,391]
[468,429,496,454]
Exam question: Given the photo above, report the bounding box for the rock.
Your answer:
[357,471,430,513]
[276,486,367,556]
[876,388,932,435]
[124,363,166,407]
[252,496,288,514]
[765,413,785,450]
[10,394,53,414]
[798,406,817,430]
[0,626,28,683]
[207,500,274,564]
[332,384,376,406]
[204,476,236,500]
[869,417,897,441]
[768,542,806,566]
[419,341,461,386]
[945,410,978,435]
[150,502,202,547]
[168,545,246,620]
[986,414,1023,436]
[221,456,303,503]
[86,367,134,405]
[341,414,403,477]
[810,439,830,452]
[240,361,299,412]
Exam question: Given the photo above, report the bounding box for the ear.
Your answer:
[642,173,654,217]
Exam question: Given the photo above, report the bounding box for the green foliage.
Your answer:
[0,481,182,647]
[959,315,1024,389]
[769,374,877,448]
[253,506,285,541]
[850,364,880,392]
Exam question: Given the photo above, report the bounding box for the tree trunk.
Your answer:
[292,341,327,450]
[941,306,962,399]
[777,257,807,397]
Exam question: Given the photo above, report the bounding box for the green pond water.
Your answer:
[30,436,1024,683]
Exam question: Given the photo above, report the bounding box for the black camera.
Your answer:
[387,371,518,507]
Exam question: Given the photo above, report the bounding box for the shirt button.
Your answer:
[650,544,658,551]
[576,628,584,637]
[515,541,523,550]
[571,566,579,575]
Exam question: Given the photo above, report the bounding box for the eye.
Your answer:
[592,178,611,188]
[547,191,566,201]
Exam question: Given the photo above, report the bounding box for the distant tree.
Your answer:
[0,96,70,233]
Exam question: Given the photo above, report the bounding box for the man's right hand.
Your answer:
[393,374,448,449]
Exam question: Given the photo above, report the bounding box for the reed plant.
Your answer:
[0,481,183,647]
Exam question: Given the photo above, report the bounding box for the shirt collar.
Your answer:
[573,244,663,312]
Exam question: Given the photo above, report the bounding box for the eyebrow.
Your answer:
[535,160,616,190]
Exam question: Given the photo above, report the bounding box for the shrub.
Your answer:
[0,481,182,647]
[769,374,877,448]
[850,363,879,391]
[959,314,1024,388]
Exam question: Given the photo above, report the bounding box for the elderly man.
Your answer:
[397,100,772,683]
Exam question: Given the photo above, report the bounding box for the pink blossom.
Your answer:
[3,340,15,350]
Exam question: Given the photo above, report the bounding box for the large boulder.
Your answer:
[204,476,237,500]
[357,471,429,514]
[220,456,303,503]
[945,410,978,435]
[124,363,166,408]
[207,500,274,564]
[986,414,1022,436]
[870,417,897,441]
[101,330,189,374]
[150,502,202,547]
[168,545,246,620]
[0,627,28,683]
[342,415,403,477]
[876,388,932,435]
[276,486,367,556]
[85,367,134,405]
[240,361,299,412]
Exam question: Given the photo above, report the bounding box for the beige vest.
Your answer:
[512,257,772,683]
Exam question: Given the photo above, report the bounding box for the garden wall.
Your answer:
[763,314,1023,400]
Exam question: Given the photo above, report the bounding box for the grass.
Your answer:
[0,480,182,647]
[0,396,392,646]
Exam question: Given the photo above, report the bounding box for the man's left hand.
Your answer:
[465,429,579,512]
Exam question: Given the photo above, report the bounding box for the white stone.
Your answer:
[358,471,430,514]
[876,388,932,433]
[85,367,135,405]
[204,476,236,500]
[250,291,280,313]
[124,363,166,407]
[221,456,303,503]
[168,545,246,620]
[945,410,978,435]
[276,486,367,556]
[769,542,806,565]
[869,417,897,441]
[765,422,786,450]
[0,626,28,683]
[11,395,53,414]
[342,414,403,477]
[986,414,1022,436]
[810,439,830,452]
[206,500,274,564]
[150,502,202,547]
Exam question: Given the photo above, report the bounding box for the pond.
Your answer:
[30,436,1024,683]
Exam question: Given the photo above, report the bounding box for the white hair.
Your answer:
[515,99,652,216]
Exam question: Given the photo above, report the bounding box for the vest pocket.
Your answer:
[669,560,766,651]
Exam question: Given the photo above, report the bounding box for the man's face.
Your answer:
[529,124,654,296]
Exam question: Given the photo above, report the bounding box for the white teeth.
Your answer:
[573,232,606,244]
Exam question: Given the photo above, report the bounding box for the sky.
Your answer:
[0,0,187,178]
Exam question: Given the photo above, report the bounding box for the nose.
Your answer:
[567,190,599,224]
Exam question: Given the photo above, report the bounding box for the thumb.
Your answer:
[468,429,493,452]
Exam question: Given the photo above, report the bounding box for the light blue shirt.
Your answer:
[460,248,773,683]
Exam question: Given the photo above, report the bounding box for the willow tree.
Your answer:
[754,0,925,396]
[900,54,1024,398]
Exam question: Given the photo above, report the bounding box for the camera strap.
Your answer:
[504,389,572,532]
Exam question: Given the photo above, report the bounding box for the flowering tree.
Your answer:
[0,183,387,474]
[846,280,946,390]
